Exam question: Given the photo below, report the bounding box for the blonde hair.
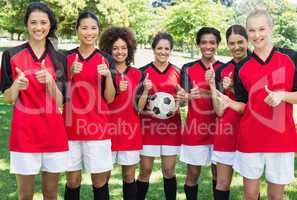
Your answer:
[246,9,273,28]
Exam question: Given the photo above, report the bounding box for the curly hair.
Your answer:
[99,26,137,65]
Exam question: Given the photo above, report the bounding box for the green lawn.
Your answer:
[1,95,297,199]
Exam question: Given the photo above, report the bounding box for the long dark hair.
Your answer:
[24,2,67,100]
[76,11,99,30]
[24,2,57,39]
[226,25,248,42]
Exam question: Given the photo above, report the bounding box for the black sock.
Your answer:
[64,185,80,200]
[123,181,137,200]
[212,180,217,196]
[136,180,149,200]
[163,177,177,200]
[214,189,230,200]
[184,184,198,200]
[93,183,109,200]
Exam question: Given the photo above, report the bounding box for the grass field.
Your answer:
[1,95,297,199]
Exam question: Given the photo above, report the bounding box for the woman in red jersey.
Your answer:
[0,2,68,199]
[136,32,182,200]
[206,25,249,200]
[99,26,142,200]
[233,9,297,200]
[63,11,115,200]
[180,27,224,200]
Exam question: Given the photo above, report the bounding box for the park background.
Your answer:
[1,0,297,199]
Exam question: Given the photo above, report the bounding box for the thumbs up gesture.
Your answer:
[205,63,215,85]
[176,84,185,102]
[264,85,285,107]
[35,60,53,85]
[223,72,233,90]
[71,54,83,77]
[143,73,152,92]
[15,67,29,90]
[119,73,128,92]
[190,80,200,100]
[216,90,231,110]
[97,57,111,77]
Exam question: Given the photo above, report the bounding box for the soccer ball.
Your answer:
[148,92,176,119]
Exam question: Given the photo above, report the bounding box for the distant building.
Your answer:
[152,0,176,7]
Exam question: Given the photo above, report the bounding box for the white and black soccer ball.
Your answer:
[148,92,176,119]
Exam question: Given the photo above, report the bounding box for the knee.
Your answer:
[123,172,135,183]
[67,175,81,188]
[139,167,152,181]
[162,167,175,178]
[244,191,260,200]
[216,178,231,191]
[186,169,199,184]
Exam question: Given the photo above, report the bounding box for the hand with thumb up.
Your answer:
[190,80,200,100]
[143,73,152,92]
[35,60,54,85]
[176,84,185,102]
[205,63,215,85]
[71,54,83,78]
[223,72,233,90]
[119,73,128,92]
[15,67,29,90]
[264,85,285,107]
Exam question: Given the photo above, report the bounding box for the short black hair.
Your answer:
[226,25,248,42]
[24,2,57,39]
[76,11,99,30]
[151,32,174,50]
[99,26,137,65]
[196,27,221,45]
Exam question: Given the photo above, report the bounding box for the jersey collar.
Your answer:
[151,62,171,74]
[76,47,98,62]
[27,42,47,62]
[197,59,220,70]
[252,47,275,65]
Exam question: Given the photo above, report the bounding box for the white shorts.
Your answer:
[67,140,112,173]
[112,151,140,166]
[180,145,213,166]
[233,151,295,184]
[212,151,235,166]
[140,145,180,157]
[10,151,69,175]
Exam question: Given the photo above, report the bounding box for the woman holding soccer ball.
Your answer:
[0,2,68,199]
[136,32,182,200]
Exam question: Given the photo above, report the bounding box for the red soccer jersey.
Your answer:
[0,42,68,152]
[139,62,182,146]
[63,48,115,141]
[108,66,143,151]
[213,60,241,152]
[181,59,223,146]
[234,47,297,152]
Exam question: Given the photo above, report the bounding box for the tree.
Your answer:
[0,0,32,40]
[165,0,234,55]
[233,0,297,49]
[123,0,153,45]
